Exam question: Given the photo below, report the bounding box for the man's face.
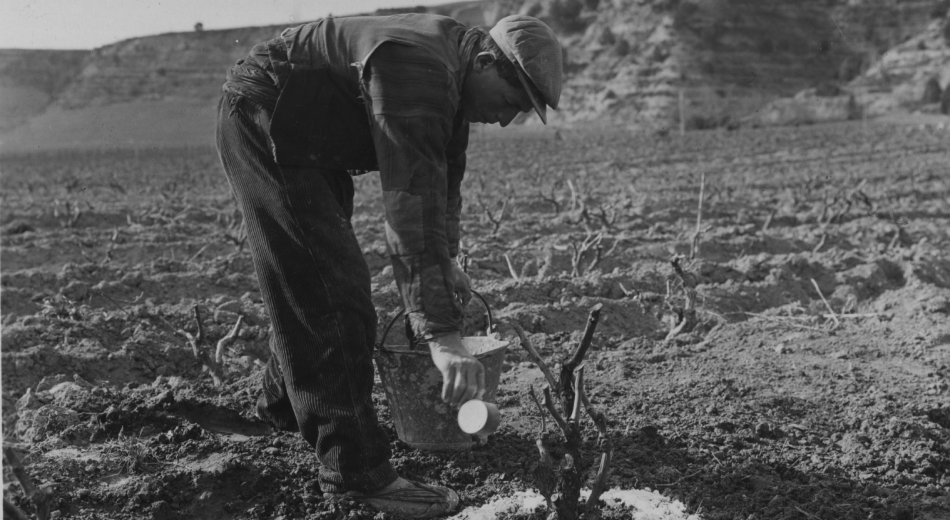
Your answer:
[461,53,534,127]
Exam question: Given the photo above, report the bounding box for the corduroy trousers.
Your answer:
[215,91,398,493]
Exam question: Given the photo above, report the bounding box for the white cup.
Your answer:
[457,399,501,435]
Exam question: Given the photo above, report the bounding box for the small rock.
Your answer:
[144,390,175,411]
[19,405,80,442]
[240,292,260,303]
[926,407,950,429]
[830,350,849,360]
[213,309,240,323]
[748,476,774,492]
[60,281,90,302]
[36,375,70,393]
[2,220,35,235]
[264,447,279,455]
[120,272,144,288]
[43,437,68,450]
[706,404,719,415]
[72,375,94,388]
[837,432,871,452]
[49,382,86,402]
[715,421,736,433]
[756,422,781,439]
[182,424,202,441]
[154,376,185,389]
[895,473,915,485]
[16,389,47,412]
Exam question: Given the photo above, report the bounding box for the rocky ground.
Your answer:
[2,120,949,519]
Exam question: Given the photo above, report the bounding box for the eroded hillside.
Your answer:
[56,26,288,109]
[0,49,88,132]
[0,0,946,149]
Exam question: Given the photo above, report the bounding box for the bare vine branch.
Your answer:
[528,386,547,435]
[476,195,510,235]
[665,255,698,341]
[3,447,51,520]
[539,185,562,215]
[810,278,840,330]
[542,386,571,439]
[560,303,603,416]
[175,305,241,387]
[690,170,706,260]
[586,450,613,511]
[504,254,521,281]
[514,323,559,391]
[570,232,603,277]
[522,304,612,520]
[570,367,584,422]
[214,315,244,365]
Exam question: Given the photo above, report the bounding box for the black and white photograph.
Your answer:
[1,0,948,518]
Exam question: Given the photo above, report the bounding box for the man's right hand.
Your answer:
[447,262,473,307]
[428,332,485,407]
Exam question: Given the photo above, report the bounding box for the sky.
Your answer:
[0,0,455,50]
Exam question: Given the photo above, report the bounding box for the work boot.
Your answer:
[324,477,460,518]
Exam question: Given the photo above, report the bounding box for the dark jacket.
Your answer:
[224,14,474,340]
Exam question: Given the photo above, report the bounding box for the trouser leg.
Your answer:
[215,92,397,493]
[258,341,298,432]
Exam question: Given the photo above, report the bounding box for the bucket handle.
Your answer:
[378,290,494,351]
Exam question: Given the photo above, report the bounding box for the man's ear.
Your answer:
[473,52,496,72]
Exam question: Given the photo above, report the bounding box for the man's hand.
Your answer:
[448,261,472,306]
[429,332,485,406]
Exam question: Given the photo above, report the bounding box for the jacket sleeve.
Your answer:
[444,114,469,258]
[363,42,463,340]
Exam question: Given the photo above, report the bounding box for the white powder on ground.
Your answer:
[589,488,701,519]
[449,491,548,520]
[450,487,701,519]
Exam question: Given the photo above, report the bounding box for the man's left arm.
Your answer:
[362,42,482,405]
[444,112,469,259]
[445,112,471,305]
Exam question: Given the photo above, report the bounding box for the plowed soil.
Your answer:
[2,120,949,520]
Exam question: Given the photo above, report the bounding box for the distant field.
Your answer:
[0,99,219,152]
[1,121,949,519]
[0,84,54,133]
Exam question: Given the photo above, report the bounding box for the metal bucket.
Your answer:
[375,292,508,451]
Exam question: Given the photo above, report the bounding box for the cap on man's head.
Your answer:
[489,15,563,124]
